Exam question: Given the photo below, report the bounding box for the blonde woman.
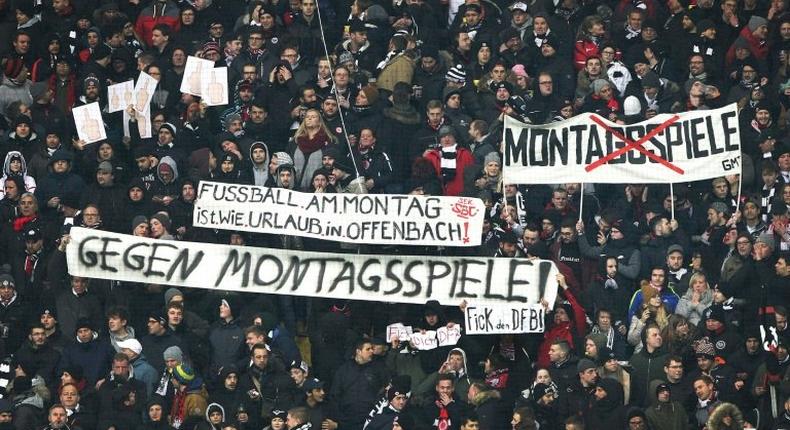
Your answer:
[675,272,714,325]
[628,282,670,353]
[597,347,631,404]
[288,109,338,190]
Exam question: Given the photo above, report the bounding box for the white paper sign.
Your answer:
[201,67,229,106]
[465,303,545,334]
[73,103,106,144]
[133,72,158,114]
[437,325,461,346]
[123,109,152,139]
[180,56,215,96]
[107,80,134,113]
[385,323,413,343]
[410,331,438,350]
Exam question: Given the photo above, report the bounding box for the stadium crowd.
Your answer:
[0,0,786,429]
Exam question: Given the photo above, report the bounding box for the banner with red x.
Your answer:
[503,104,742,184]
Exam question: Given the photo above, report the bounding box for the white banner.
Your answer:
[66,228,559,307]
[464,303,545,334]
[503,104,742,184]
[193,181,485,247]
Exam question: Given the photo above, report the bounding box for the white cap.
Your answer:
[623,96,642,116]
[117,338,143,355]
[510,1,528,11]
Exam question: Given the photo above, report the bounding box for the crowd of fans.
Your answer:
[0,0,786,429]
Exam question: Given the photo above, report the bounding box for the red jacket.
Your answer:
[424,146,475,196]
[726,26,769,66]
[135,1,180,47]
[537,288,587,368]
[574,38,599,71]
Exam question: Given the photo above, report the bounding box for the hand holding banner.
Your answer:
[410,331,438,350]
[437,325,461,346]
[385,323,413,343]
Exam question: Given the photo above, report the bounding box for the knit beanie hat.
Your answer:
[694,337,716,359]
[274,151,294,167]
[591,79,611,95]
[172,364,195,384]
[387,375,411,401]
[748,15,768,32]
[163,346,184,362]
[703,305,726,324]
[159,122,177,136]
[164,288,183,304]
[511,64,528,78]
[150,212,171,230]
[445,64,466,84]
[484,152,501,166]
[623,96,642,116]
[697,19,715,33]
[756,232,775,250]
[131,215,148,232]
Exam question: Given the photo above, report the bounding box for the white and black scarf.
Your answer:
[440,145,458,183]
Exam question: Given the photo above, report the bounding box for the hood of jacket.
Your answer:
[470,387,501,407]
[447,347,470,381]
[204,402,225,427]
[157,156,179,184]
[274,163,296,189]
[2,151,28,177]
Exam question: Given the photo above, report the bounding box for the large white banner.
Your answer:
[66,228,559,307]
[503,104,742,184]
[193,181,485,247]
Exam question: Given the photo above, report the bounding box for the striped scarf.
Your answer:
[440,145,458,184]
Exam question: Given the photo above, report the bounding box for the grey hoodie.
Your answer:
[248,141,270,186]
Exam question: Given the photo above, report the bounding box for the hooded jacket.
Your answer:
[151,156,180,209]
[194,402,225,430]
[585,378,626,429]
[0,151,35,199]
[247,141,270,186]
[414,348,471,404]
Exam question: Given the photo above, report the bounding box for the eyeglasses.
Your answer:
[539,81,552,85]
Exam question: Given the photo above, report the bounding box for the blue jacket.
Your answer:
[627,287,680,321]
